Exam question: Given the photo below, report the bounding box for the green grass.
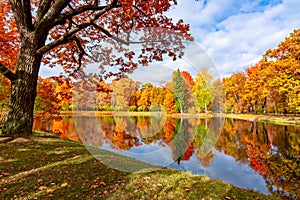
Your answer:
[0,132,279,199]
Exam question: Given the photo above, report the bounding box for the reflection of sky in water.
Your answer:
[168,149,268,195]
[208,150,267,194]
[101,138,268,195]
[101,140,174,167]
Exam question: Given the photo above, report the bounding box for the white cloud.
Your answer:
[39,65,64,77]
[128,43,220,84]
[128,64,173,85]
[167,0,300,77]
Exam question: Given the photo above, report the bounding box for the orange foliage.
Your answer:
[0,2,19,68]
[35,77,61,120]
[163,118,176,144]
[224,29,300,114]
[182,143,194,161]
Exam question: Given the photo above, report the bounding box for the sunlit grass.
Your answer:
[0,131,279,199]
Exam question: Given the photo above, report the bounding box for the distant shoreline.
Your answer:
[224,113,300,125]
[57,111,300,125]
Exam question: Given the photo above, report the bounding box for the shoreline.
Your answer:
[224,113,300,125]
[58,111,300,125]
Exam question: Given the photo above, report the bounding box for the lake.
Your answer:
[33,114,300,199]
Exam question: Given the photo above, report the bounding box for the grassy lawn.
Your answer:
[0,132,279,199]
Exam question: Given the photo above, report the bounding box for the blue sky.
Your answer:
[166,0,300,77]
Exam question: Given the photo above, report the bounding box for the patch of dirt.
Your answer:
[8,137,31,144]
[0,137,12,142]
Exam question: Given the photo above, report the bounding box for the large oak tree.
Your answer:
[0,0,192,136]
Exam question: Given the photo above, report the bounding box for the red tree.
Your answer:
[0,0,192,136]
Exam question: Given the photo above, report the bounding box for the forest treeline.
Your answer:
[0,29,299,116]
[224,29,300,114]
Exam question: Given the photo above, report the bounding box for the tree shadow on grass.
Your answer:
[0,132,273,200]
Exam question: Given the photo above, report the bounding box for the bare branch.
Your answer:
[92,23,166,46]
[0,63,17,81]
[69,36,88,76]
[91,23,130,46]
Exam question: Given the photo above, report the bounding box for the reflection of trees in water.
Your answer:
[193,117,223,167]
[74,116,103,147]
[163,118,176,144]
[168,119,192,164]
[216,118,300,199]
[34,115,222,166]
[95,116,218,165]
[193,119,215,167]
[197,152,215,168]
[33,117,81,142]
[98,116,141,150]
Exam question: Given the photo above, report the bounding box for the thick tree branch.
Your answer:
[54,4,107,26]
[36,22,90,55]
[36,0,53,25]
[0,63,17,81]
[22,0,33,30]
[35,0,70,33]
[37,0,120,55]
[9,0,27,32]
[93,0,99,6]
[8,0,33,31]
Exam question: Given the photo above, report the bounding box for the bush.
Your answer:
[104,105,113,111]
[256,108,263,114]
[150,105,161,111]
[128,105,137,112]
[138,106,144,112]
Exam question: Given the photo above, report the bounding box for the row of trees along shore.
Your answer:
[1,68,224,118]
[1,29,300,121]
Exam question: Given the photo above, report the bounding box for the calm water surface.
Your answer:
[33,115,300,199]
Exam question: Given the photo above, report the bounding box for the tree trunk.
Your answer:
[2,34,43,136]
[262,97,267,114]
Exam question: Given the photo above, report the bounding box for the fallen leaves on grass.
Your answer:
[90,184,98,189]
[47,188,55,193]
[100,181,106,186]
[39,186,47,191]
[61,182,68,187]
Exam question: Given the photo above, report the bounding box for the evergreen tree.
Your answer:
[172,69,186,113]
